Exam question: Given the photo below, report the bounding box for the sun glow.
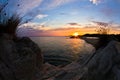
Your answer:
[73,32,79,37]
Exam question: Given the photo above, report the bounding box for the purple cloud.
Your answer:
[92,21,109,27]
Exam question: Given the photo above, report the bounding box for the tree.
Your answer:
[92,21,112,49]
[93,21,110,34]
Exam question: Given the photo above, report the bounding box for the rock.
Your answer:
[62,62,80,71]
[0,34,43,80]
[81,37,99,49]
[16,37,43,69]
[41,62,81,80]
[81,41,120,80]
[1,33,120,80]
[53,62,82,80]
[42,63,60,80]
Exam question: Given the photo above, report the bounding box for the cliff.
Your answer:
[0,33,43,80]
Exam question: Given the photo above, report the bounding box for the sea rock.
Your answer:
[81,41,120,80]
[42,63,61,80]
[0,34,43,80]
[43,62,81,80]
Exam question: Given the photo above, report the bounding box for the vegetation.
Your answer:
[82,34,120,49]
[0,1,22,38]
[0,14,21,36]
[96,25,110,34]
[84,23,115,49]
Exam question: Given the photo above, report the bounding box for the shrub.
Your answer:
[94,22,110,49]
[0,11,21,37]
[0,1,22,37]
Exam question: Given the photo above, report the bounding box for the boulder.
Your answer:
[42,63,60,80]
[81,41,120,80]
[0,34,43,80]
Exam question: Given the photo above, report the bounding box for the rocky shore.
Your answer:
[0,33,43,80]
[43,40,120,80]
[1,33,120,80]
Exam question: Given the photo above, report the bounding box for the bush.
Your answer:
[0,11,21,37]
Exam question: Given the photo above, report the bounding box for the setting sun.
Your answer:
[73,32,79,37]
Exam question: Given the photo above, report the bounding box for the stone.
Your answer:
[81,41,120,80]
[0,34,43,80]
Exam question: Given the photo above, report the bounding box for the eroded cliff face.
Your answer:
[82,41,120,80]
[0,33,43,80]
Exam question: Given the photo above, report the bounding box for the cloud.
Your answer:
[17,21,96,36]
[89,0,101,5]
[36,14,48,19]
[92,21,110,27]
[46,0,76,9]
[19,22,81,32]
[17,27,44,37]
[17,22,51,36]
[101,8,113,17]
[18,21,120,37]
[18,22,51,31]
[64,23,82,28]
[100,7,120,17]
[39,27,97,36]
[5,0,43,16]
[68,23,81,26]
[49,27,80,31]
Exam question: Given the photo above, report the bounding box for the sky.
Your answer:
[1,0,120,36]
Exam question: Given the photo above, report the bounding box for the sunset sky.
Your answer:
[1,0,120,36]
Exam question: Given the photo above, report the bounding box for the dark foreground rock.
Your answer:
[82,41,120,80]
[0,34,43,80]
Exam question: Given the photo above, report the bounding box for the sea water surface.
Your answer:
[31,37,95,59]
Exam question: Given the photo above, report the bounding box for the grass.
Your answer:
[0,11,22,37]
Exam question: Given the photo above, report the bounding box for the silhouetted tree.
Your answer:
[94,21,111,49]
[95,21,110,34]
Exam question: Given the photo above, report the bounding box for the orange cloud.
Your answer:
[18,22,120,37]
[39,27,120,36]
[38,27,97,36]
[18,26,120,37]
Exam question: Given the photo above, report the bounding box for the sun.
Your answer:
[73,32,79,37]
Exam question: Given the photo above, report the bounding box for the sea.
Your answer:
[30,37,95,60]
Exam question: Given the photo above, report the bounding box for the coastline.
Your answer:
[1,34,120,80]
